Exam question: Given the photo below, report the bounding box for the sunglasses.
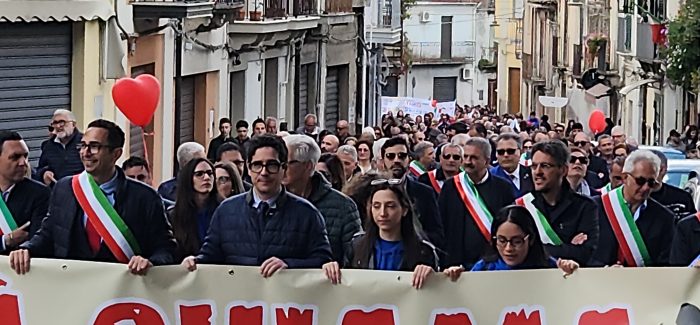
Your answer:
[370,178,403,186]
[442,154,462,161]
[385,152,409,160]
[569,156,589,164]
[194,170,214,178]
[574,141,590,147]
[496,148,518,156]
[630,175,659,188]
[612,175,624,181]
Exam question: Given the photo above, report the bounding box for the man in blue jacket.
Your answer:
[182,134,332,277]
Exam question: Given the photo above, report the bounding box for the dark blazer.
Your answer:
[157,177,177,202]
[36,131,84,184]
[587,155,609,186]
[650,183,697,222]
[590,196,674,267]
[670,213,700,266]
[417,167,447,194]
[527,182,599,265]
[438,172,516,269]
[1,178,51,253]
[206,134,235,161]
[22,168,176,266]
[196,188,332,268]
[405,177,445,251]
[489,165,534,197]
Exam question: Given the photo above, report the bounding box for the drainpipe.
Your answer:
[173,19,183,176]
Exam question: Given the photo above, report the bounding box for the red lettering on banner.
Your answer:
[576,306,631,325]
[91,299,168,325]
[429,308,476,325]
[0,274,24,325]
[226,301,266,325]
[338,305,398,325]
[498,305,545,325]
[272,304,318,325]
[176,300,217,325]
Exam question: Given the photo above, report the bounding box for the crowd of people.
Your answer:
[2,106,700,289]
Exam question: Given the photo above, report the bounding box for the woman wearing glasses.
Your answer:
[444,206,578,277]
[214,161,246,201]
[323,178,438,289]
[169,157,221,260]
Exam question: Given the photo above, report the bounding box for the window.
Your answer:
[478,90,484,101]
[441,16,453,59]
[433,77,457,102]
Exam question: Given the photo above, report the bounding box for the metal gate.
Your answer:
[0,23,72,165]
[180,76,195,144]
[433,77,457,102]
[325,67,340,131]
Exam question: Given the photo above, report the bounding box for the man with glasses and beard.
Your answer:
[418,144,463,195]
[591,150,675,267]
[490,133,534,196]
[38,109,84,186]
[381,137,444,250]
[182,134,332,277]
[438,137,516,269]
[514,140,599,265]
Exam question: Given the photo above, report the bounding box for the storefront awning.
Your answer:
[0,0,114,22]
[619,78,656,96]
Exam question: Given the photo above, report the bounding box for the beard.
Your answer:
[391,164,407,178]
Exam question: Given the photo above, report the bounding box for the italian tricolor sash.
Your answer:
[600,183,612,194]
[72,172,141,263]
[454,172,493,241]
[601,186,651,267]
[427,170,443,193]
[515,193,563,245]
[519,153,532,167]
[408,160,427,177]
[0,192,18,236]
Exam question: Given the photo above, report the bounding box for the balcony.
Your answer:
[616,14,632,53]
[324,0,353,14]
[368,0,401,44]
[227,0,319,34]
[131,0,216,19]
[411,41,476,64]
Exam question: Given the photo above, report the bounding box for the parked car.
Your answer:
[665,160,700,188]
[638,145,686,160]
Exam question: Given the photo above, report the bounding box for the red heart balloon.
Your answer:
[588,109,606,133]
[112,75,161,127]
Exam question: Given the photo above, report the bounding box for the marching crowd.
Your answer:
[2,106,700,289]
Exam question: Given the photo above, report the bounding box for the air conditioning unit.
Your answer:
[420,12,431,22]
[461,68,471,80]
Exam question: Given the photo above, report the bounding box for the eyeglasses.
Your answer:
[194,170,214,178]
[573,141,590,147]
[370,178,403,186]
[385,152,408,160]
[232,160,245,168]
[569,156,589,164]
[76,142,113,154]
[531,162,559,171]
[496,148,518,156]
[50,120,73,128]
[612,175,624,181]
[629,175,659,188]
[555,129,565,133]
[216,176,231,184]
[494,235,529,248]
[249,160,283,174]
[442,154,462,161]
[357,147,370,152]
[523,146,533,151]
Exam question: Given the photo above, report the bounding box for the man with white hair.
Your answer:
[283,135,361,263]
[157,142,206,202]
[409,141,435,177]
[611,126,626,145]
[37,109,84,186]
[591,150,674,267]
[336,145,359,180]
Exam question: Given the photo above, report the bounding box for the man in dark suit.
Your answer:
[517,140,599,265]
[382,137,444,250]
[591,150,675,267]
[418,143,464,195]
[670,213,700,266]
[439,137,516,269]
[649,150,696,221]
[572,132,609,186]
[206,118,234,162]
[9,119,176,275]
[490,132,534,196]
[0,131,51,252]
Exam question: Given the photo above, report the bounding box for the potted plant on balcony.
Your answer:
[234,7,247,20]
[249,0,263,21]
[585,32,607,66]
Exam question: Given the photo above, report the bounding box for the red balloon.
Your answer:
[112,75,161,127]
[588,110,606,133]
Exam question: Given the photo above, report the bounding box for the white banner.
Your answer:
[381,97,456,117]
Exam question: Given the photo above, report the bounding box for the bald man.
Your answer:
[336,120,350,144]
[321,134,340,153]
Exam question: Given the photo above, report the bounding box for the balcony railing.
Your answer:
[325,0,352,13]
[379,0,400,29]
[411,41,476,62]
[264,0,287,18]
[293,0,316,15]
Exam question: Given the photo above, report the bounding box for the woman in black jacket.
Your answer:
[323,178,437,289]
[170,158,221,260]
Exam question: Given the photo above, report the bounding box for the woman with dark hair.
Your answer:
[682,125,698,150]
[214,161,246,201]
[323,178,438,289]
[373,126,384,139]
[444,205,578,279]
[565,119,576,137]
[613,143,629,159]
[356,140,374,174]
[170,157,221,260]
[317,153,346,191]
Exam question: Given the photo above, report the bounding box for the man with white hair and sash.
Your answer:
[591,150,675,267]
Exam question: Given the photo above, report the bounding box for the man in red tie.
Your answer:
[9,119,175,275]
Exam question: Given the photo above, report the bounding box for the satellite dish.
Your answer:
[538,96,569,108]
